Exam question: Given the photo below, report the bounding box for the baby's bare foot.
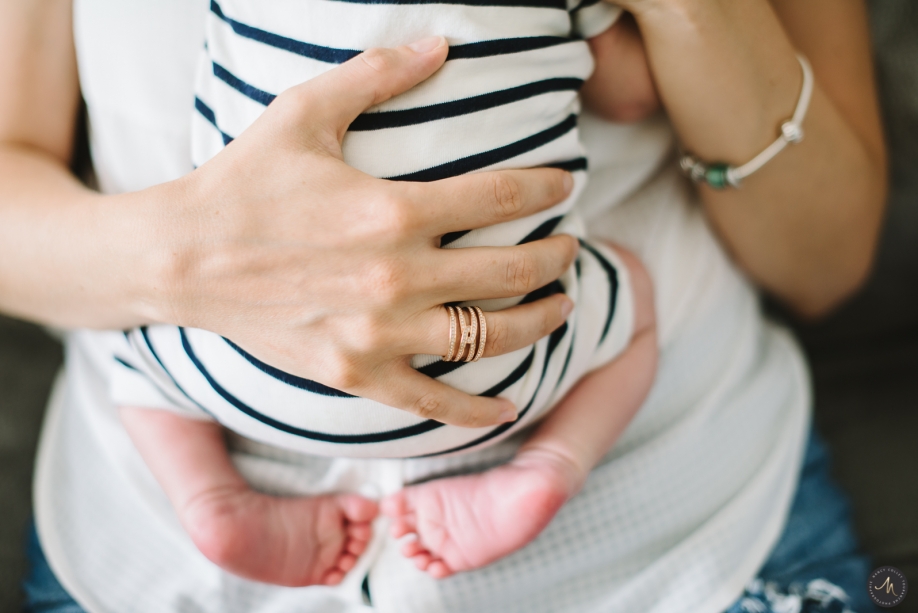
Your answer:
[381,450,581,578]
[181,486,377,586]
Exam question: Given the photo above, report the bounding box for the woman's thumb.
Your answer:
[288,36,448,139]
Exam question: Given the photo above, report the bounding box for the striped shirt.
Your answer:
[111,0,634,458]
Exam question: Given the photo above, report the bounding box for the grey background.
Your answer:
[1,1,917,611]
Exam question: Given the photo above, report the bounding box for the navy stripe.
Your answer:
[546,157,587,172]
[570,0,601,13]
[416,358,465,379]
[190,332,537,445]
[213,62,276,106]
[181,329,447,444]
[420,322,567,457]
[138,327,209,412]
[195,97,234,145]
[212,1,360,64]
[391,113,578,182]
[440,230,469,247]
[212,1,569,64]
[115,351,214,417]
[518,279,565,305]
[519,215,562,245]
[554,261,580,388]
[114,356,140,372]
[479,348,535,397]
[447,37,572,60]
[414,348,534,389]
[333,0,565,8]
[554,328,576,389]
[223,338,356,398]
[350,78,582,131]
[578,239,619,343]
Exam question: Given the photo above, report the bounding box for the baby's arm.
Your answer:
[512,245,656,495]
[582,13,661,123]
[119,407,377,586]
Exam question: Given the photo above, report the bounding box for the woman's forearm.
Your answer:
[628,0,887,317]
[0,144,173,328]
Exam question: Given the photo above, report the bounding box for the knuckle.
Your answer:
[490,173,524,220]
[504,251,538,295]
[412,392,443,420]
[365,260,410,305]
[375,193,416,237]
[348,315,389,354]
[324,353,365,390]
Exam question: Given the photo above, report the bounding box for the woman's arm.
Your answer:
[615,0,887,318]
[0,3,578,427]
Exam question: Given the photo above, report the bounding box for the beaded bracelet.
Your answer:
[679,55,814,190]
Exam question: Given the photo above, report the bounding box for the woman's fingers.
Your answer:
[400,168,574,236]
[281,37,449,140]
[412,294,573,358]
[424,235,579,303]
[357,363,517,428]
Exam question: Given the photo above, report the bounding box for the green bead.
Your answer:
[705,163,730,190]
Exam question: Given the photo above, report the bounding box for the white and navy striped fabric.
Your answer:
[110,0,634,458]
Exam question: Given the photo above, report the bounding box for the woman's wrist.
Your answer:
[627,0,803,163]
[98,176,200,329]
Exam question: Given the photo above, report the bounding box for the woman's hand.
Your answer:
[159,38,577,427]
[0,19,577,428]
[598,0,887,317]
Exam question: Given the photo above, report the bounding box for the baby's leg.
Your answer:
[119,407,378,587]
[382,246,656,578]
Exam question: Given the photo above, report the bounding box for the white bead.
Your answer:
[781,121,804,144]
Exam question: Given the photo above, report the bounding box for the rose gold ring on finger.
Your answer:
[444,306,458,362]
[472,307,487,362]
[464,307,479,363]
[455,306,470,362]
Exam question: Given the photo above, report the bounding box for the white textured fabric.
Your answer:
[109,0,632,458]
[33,1,810,612]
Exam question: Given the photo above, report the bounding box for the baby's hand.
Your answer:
[582,13,660,123]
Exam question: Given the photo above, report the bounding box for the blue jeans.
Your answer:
[22,431,878,613]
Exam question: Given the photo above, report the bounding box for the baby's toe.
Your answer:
[412,552,433,571]
[322,569,345,586]
[346,538,367,556]
[389,515,417,538]
[400,539,426,558]
[337,553,357,573]
[427,561,453,579]
[338,495,379,523]
[380,492,408,517]
[346,522,373,542]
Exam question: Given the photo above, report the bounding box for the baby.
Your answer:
[112,1,659,586]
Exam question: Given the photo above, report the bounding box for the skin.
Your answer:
[1,0,887,590]
[0,16,584,429]
[382,246,657,578]
[120,244,655,584]
[609,0,887,318]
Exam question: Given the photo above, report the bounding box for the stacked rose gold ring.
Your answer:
[444,306,487,363]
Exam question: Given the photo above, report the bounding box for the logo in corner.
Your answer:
[869,566,908,608]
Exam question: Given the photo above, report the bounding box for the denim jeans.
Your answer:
[22,430,878,613]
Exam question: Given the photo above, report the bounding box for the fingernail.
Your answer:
[408,36,445,54]
[562,172,574,194]
[560,298,574,319]
[498,403,518,424]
